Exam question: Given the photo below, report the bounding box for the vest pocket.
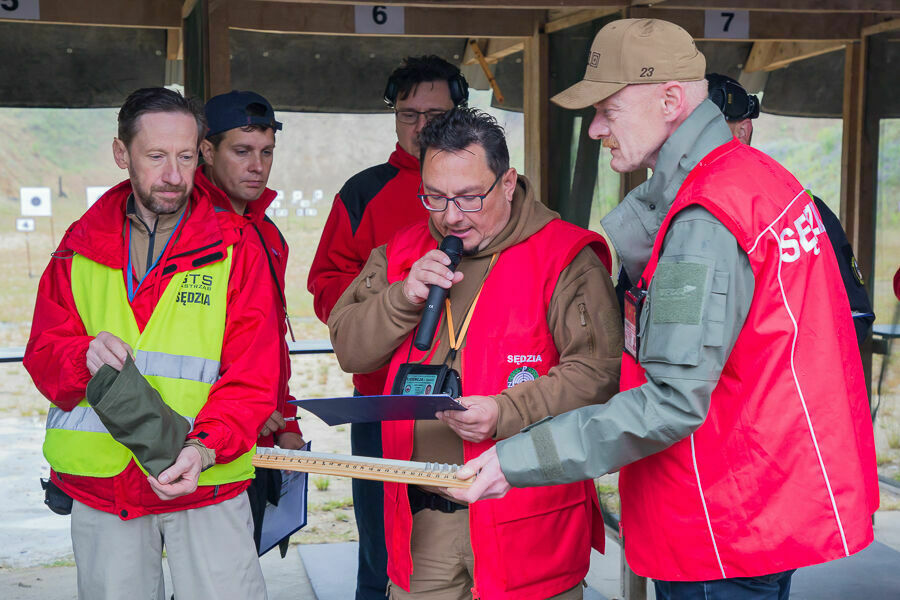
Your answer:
[491,484,590,590]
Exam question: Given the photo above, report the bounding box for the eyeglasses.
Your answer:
[418,173,503,213]
[395,109,447,125]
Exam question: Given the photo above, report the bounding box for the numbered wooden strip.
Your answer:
[252,447,474,488]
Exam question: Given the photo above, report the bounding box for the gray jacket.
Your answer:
[498,100,758,486]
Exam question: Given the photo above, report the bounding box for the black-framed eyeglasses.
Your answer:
[418,173,503,213]
[395,109,447,125]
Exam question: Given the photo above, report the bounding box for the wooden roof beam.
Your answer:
[230,2,537,37]
[545,8,621,34]
[461,38,524,65]
[634,0,900,14]
[629,7,895,40]
[744,41,846,72]
[0,0,182,29]
[256,0,626,9]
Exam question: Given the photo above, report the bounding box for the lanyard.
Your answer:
[126,210,186,302]
[445,253,498,353]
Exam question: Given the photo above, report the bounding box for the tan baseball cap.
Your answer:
[552,18,706,109]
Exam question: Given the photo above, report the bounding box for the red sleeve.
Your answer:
[307,195,366,324]
[188,233,281,462]
[23,250,93,410]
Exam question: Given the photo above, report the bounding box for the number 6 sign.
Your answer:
[354,4,405,35]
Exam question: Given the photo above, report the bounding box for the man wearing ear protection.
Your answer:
[706,73,874,344]
[308,55,468,600]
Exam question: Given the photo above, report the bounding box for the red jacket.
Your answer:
[24,180,281,518]
[307,144,429,395]
[382,220,607,599]
[194,167,300,444]
[619,139,879,580]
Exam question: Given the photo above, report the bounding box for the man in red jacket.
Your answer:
[307,55,468,600]
[451,19,878,600]
[196,90,305,552]
[25,87,279,599]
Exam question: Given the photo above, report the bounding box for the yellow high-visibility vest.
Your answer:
[43,251,254,484]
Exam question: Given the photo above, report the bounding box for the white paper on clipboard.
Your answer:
[259,441,310,556]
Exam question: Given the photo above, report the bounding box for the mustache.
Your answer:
[602,138,619,150]
[151,185,187,194]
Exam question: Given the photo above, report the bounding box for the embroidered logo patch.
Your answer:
[507,366,539,388]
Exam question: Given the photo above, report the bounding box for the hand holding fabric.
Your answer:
[147,445,203,500]
[86,331,134,375]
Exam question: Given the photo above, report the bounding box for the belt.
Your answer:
[408,485,468,515]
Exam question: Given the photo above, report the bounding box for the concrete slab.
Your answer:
[298,542,359,599]
[0,548,315,600]
[791,541,900,599]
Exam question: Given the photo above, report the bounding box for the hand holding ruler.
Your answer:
[252,447,474,488]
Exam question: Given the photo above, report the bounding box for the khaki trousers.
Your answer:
[388,508,583,600]
[71,492,266,600]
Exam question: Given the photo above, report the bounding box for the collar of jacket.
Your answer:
[388,143,421,172]
[601,98,733,283]
[63,178,242,271]
[195,165,277,225]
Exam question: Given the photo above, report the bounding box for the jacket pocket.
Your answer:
[491,483,591,590]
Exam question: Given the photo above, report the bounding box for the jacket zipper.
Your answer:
[578,302,595,355]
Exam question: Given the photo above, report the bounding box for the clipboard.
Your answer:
[290,394,465,426]
[258,441,310,556]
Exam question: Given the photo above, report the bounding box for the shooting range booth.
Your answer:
[2,1,900,598]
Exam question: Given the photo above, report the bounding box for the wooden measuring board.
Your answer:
[252,447,474,488]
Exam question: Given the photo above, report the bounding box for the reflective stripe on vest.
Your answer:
[134,350,220,385]
[43,251,255,485]
[46,404,194,434]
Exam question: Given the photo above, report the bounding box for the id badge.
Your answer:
[391,363,462,398]
[624,286,647,359]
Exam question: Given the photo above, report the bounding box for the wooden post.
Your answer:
[841,36,878,394]
[208,0,231,97]
[620,552,647,600]
[620,168,648,202]
[524,15,549,205]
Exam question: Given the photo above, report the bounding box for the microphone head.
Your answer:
[439,235,464,267]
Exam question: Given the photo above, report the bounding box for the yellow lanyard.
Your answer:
[445,254,498,352]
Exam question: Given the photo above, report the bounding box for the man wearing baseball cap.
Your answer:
[448,18,878,600]
[195,90,305,552]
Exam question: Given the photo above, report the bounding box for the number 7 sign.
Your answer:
[704,10,750,40]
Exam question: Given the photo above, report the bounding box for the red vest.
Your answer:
[619,139,879,581]
[383,218,610,599]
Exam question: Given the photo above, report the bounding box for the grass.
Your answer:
[890,430,900,451]
[313,476,331,492]
[311,498,354,512]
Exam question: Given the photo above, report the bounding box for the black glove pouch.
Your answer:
[40,477,73,516]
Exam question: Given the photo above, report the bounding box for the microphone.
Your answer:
[413,235,464,351]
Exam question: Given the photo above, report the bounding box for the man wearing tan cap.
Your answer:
[446,18,878,600]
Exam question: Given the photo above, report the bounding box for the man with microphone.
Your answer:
[328,108,623,600]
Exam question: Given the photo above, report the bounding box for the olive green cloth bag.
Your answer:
[85,354,191,478]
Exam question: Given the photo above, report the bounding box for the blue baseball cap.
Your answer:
[204,90,283,138]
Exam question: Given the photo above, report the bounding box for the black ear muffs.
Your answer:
[707,74,760,121]
[384,73,470,108]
